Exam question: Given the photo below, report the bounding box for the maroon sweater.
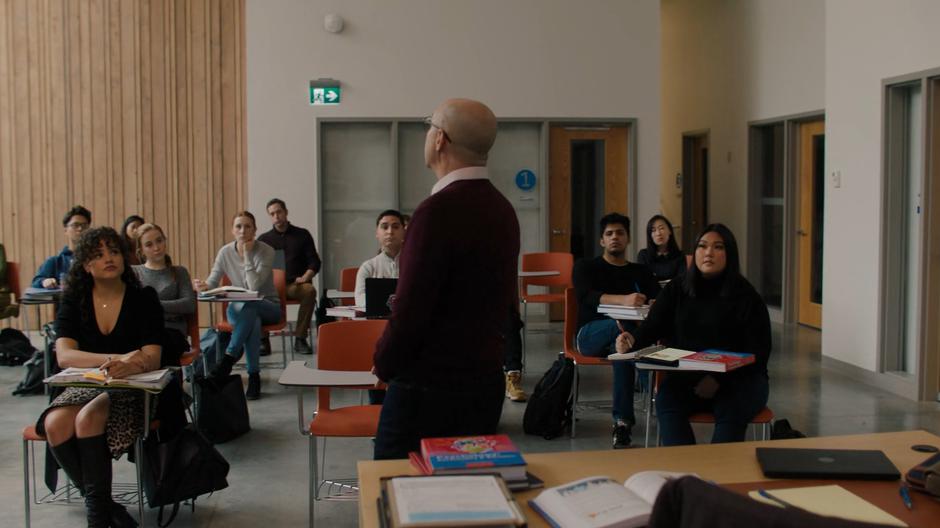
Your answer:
[373,178,520,387]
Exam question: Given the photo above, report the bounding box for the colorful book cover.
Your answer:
[679,350,755,372]
[419,435,525,472]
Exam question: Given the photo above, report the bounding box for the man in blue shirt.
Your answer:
[31,205,92,288]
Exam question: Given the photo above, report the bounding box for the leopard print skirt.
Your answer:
[37,387,154,459]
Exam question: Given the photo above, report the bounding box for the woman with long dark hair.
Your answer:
[37,227,164,527]
[636,214,686,281]
[616,223,771,446]
[120,215,145,266]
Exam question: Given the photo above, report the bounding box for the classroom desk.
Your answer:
[357,430,940,528]
[518,270,560,278]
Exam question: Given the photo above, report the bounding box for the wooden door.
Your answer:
[797,120,825,328]
[548,126,629,320]
[681,134,709,249]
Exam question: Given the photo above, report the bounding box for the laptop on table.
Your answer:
[365,278,398,319]
[756,447,901,481]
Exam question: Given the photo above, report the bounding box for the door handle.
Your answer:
[551,229,567,235]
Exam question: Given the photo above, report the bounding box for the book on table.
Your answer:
[529,471,691,528]
[379,474,526,528]
[748,484,906,526]
[610,346,755,372]
[409,434,527,483]
[23,286,62,301]
[44,367,173,391]
[198,286,261,300]
[678,350,755,372]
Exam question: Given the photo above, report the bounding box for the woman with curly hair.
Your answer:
[37,226,164,527]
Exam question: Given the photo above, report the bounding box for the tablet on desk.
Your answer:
[756,447,901,481]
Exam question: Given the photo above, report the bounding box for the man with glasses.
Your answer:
[372,99,520,460]
[31,205,92,288]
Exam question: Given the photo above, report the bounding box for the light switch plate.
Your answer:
[831,170,842,188]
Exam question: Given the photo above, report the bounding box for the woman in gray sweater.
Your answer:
[193,211,280,400]
[133,223,195,338]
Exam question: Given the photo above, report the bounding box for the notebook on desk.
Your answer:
[756,447,901,480]
[365,278,397,318]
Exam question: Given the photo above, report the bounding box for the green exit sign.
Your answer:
[310,79,341,106]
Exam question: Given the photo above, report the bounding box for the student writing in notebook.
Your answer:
[616,224,771,446]
[573,213,660,449]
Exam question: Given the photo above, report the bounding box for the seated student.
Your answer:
[32,205,92,289]
[573,213,660,448]
[133,223,195,348]
[257,198,321,353]
[120,215,145,266]
[637,215,686,282]
[37,226,163,527]
[616,223,771,446]
[355,209,405,405]
[354,209,404,307]
[194,211,280,400]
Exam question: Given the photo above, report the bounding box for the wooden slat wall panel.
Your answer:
[0,0,246,328]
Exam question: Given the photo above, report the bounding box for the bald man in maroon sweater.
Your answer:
[373,99,521,460]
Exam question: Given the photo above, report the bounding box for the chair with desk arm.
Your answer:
[292,319,386,528]
[215,269,291,368]
[520,252,573,368]
[562,287,613,438]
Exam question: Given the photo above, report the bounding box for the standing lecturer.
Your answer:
[373,98,520,460]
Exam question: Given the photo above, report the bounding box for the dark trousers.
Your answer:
[373,374,505,460]
[656,372,769,446]
[503,316,523,372]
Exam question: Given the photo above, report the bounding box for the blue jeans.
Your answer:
[655,372,769,446]
[576,319,636,425]
[374,374,504,460]
[225,300,281,375]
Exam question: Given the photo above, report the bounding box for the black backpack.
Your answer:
[523,356,575,439]
[12,349,45,396]
[0,327,35,366]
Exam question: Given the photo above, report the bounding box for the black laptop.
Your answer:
[364,278,398,318]
[756,447,901,481]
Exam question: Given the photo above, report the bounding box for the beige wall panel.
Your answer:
[0,0,246,328]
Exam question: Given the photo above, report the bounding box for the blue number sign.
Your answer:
[515,169,536,191]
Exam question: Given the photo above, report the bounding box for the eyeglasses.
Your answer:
[66,222,89,230]
[423,115,451,143]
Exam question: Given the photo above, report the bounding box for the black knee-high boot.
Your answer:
[48,436,84,492]
[77,435,112,528]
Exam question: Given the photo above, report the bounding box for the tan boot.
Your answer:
[505,371,527,402]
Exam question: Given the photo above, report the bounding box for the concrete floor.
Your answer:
[1,322,938,527]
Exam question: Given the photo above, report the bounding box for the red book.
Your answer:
[678,350,755,372]
[409,434,527,481]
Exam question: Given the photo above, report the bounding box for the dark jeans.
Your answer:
[656,372,769,446]
[373,374,505,460]
[576,319,636,424]
[504,316,523,372]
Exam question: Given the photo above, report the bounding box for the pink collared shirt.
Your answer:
[430,166,489,195]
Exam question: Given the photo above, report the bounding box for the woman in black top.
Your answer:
[120,214,145,266]
[616,224,771,446]
[636,215,686,281]
[38,227,163,527]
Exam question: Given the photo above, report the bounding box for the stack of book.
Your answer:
[379,474,526,527]
[198,286,261,300]
[23,287,61,302]
[409,434,540,490]
[597,303,650,320]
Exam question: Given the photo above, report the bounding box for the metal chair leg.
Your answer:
[23,438,30,528]
[570,363,579,438]
[135,438,146,527]
[309,435,318,528]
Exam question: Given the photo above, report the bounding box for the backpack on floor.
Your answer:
[0,327,35,366]
[12,349,45,396]
[523,356,575,439]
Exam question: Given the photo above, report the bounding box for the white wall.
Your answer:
[246,0,661,261]
[660,0,825,259]
[823,0,940,370]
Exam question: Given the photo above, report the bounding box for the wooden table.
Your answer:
[357,430,940,527]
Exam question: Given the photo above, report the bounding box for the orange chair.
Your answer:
[644,371,775,446]
[216,269,291,368]
[5,261,22,319]
[296,319,386,528]
[562,287,612,438]
[520,252,574,365]
[339,267,358,307]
